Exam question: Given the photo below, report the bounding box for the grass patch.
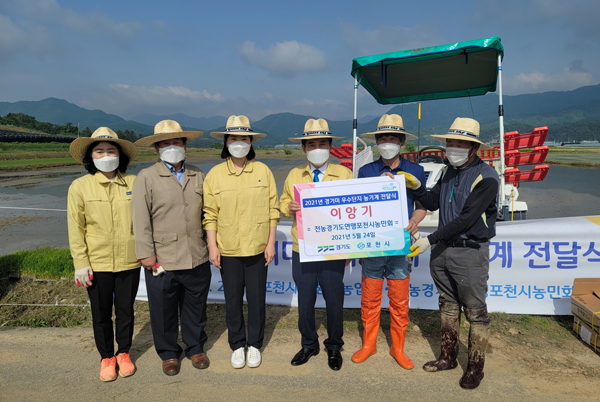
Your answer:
[0,277,577,342]
[0,157,75,167]
[0,142,71,153]
[0,247,74,279]
[0,278,90,327]
[0,152,71,161]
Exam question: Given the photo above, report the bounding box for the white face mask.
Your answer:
[159,145,186,164]
[445,146,471,167]
[228,141,251,158]
[306,148,330,166]
[93,156,119,173]
[377,143,401,160]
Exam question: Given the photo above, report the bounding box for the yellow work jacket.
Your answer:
[280,161,353,252]
[67,172,141,272]
[203,159,280,257]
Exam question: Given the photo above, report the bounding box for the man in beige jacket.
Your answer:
[132,120,210,376]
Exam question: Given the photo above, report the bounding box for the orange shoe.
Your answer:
[100,357,117,382]
[116,353,136,378]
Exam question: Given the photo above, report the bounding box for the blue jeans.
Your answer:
[361,255,410,280]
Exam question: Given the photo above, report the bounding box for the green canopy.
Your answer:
[351,37,504,104]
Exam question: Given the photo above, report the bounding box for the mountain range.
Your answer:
[2,83,600,146]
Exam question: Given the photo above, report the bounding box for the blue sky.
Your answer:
[1,0,599,121]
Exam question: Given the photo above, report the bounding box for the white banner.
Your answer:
[136,216,600,315]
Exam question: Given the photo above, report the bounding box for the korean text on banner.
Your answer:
[293,176,411,262]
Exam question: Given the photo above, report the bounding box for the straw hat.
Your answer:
[288,118,343,142]
[431,117,484,145]
[210,115,266,140]
[361,114,417,141]
[69,127,137,164]
[134,120,204,146]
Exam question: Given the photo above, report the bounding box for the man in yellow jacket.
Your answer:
[132,120,209,376]
[280,118,352,371]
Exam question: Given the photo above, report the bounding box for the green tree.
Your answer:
[80,127,92,137]
[403,142,417,152]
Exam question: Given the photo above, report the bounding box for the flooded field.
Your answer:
[0,156,304,255]
[1,157,599,255]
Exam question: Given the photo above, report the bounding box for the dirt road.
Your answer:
[1,322,598,402]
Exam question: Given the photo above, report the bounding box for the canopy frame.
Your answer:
[351,36,506,210]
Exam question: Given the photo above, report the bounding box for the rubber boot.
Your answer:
[387,276,414,369]
[423,301,461,372]
[352,277,384,363]
[460,306,491,389]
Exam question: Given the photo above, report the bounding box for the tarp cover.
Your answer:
[351,36,504,104]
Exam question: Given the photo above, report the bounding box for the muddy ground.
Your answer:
[1,317,599,402]
[0,279,599,402]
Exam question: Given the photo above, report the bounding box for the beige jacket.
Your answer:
[132,161,208,271]
[67,172,141,272]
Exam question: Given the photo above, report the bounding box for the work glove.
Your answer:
[408,237,430,257]
[397,172,421,190]
[75,266,93,288]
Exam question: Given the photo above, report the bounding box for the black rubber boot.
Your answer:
[423,301,460,372]
[460,306,491,389]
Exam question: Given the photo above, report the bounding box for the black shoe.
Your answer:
[291,347,320,366]
[327,349,343,371]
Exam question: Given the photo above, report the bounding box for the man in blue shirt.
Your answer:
[352,114,426,369]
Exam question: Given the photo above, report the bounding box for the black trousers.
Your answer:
[87,268,141,359]
[144,262,211,360]
[292,251,345,351]
[220,254,268,350]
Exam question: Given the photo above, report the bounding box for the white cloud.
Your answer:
[292,97,349,117]
[504,68,596,94]
[152,20,169,36]
[238,41,327,77]
[5,0,142,44]
[341,23,443,57]
[109,84,225,105]
[0,12,63,61]
[77,84,230,120]
[295,98,314,106]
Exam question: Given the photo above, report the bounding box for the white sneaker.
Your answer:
[247,346,262,368]
[231,347,245,369]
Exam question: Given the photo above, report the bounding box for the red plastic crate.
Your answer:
[340,160,353,170]
[402,150,446,163]
[505,127,548,150]
[400,151,418,163]
[479,147,501,160]
[330,145,354,159]
[505,146,549,166]
[504,164,549,183]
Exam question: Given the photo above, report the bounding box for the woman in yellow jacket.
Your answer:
[67,128,140,382]
[203,115,280,369]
